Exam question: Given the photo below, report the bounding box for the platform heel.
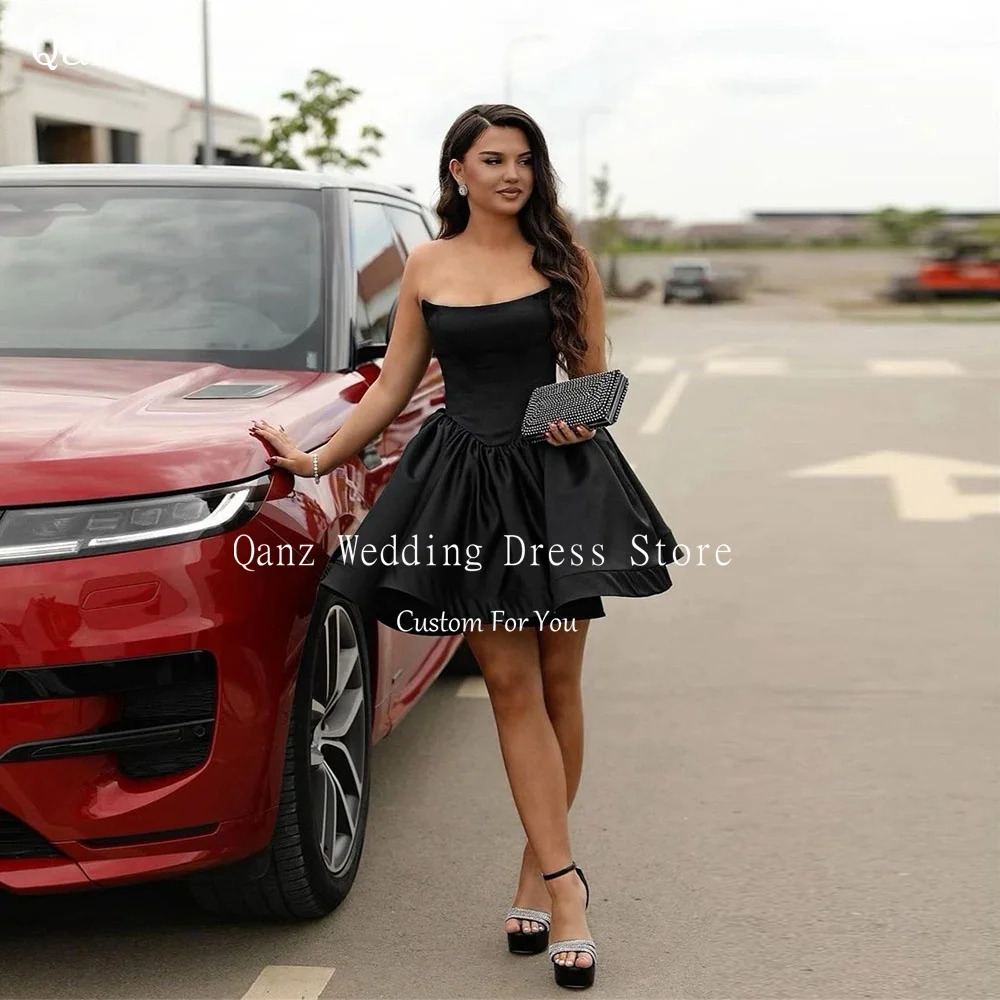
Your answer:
[542,862,596,990]
[505,906,551,954]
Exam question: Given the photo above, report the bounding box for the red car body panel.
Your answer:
[915,259,1000,294]
[0,355,460,894]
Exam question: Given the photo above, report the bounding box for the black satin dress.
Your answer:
[319,286,679,634]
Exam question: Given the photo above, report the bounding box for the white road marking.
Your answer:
[866,358,965,377]
[634,356,677,373]
[789,451,1000,521]
[696,343,747,361]
[456,676,489,698]
[241,966,335,1000]
[703,357,790,376]
[639,372,691,435]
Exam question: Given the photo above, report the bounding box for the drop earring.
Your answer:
[458,182,468,196]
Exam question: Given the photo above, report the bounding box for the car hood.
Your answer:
[0,357,354,507]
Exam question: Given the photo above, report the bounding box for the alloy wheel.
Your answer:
[309,604,367,875]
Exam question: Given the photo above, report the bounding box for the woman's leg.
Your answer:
[509,621,589,932]
[466,622,592,968]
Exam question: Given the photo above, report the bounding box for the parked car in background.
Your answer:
[886,237,1000,302]
[0,163,471,920]
[662,257,746,304]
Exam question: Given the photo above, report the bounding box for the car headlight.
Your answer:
[0,474,270,566]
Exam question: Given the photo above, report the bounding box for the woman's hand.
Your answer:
[544,420,596,446]
[249,419,311,476]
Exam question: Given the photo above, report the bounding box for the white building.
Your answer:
[0,43,262,167]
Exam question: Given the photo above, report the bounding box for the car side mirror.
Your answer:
[385,298,398,343]
[353,298,397,366]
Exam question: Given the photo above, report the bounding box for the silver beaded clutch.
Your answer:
[520,369,629,442]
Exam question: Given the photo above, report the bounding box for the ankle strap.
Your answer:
[542,861,577,881]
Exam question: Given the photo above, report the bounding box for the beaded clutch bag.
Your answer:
[520,369,629,442]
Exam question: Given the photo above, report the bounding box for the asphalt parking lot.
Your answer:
[1,296,997,1000]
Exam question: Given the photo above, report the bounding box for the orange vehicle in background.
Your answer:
[888,236,1000,301]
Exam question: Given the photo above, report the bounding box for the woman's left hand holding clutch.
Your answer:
[544,420,596,446]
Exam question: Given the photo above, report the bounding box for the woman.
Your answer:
[250,103,679,990]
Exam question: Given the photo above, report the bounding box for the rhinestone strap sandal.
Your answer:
[505,906,551,954]
[542,862,596,990]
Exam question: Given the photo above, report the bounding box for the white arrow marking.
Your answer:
[789,451,1000,521]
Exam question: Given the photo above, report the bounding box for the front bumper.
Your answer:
[0,507,319,893]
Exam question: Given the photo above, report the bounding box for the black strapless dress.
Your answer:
[320,287,680,634]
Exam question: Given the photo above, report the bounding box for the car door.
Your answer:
[347,196,449,722]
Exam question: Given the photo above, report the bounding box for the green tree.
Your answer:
[241,68,384,171]
[588,163,624,256]
[869,206,947,247]
[588,164,653,298]
[975,215,1000,245]
[0,0,7,59]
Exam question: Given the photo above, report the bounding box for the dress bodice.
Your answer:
[421,287,557,446]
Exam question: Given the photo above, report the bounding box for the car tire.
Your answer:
[444,637,481,676]
[190,592,373,921]
[888,276,920,303]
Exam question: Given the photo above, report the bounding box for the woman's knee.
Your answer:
[466,629,542,716]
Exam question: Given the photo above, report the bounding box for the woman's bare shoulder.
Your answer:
[406,237,460,271]
[407,237,461,298]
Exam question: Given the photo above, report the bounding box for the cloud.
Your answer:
[681,24,847,59]
[717,75,821,97]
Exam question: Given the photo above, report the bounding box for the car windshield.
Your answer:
[0,185,325,370]
[671,265,706,281]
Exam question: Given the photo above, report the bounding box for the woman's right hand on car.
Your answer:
[249,420,312,476]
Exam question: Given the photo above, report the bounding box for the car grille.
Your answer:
[0,809,62,859]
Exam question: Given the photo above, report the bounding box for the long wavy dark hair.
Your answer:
[433,104,605,378]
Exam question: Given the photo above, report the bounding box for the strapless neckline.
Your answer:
[420,286,551,311]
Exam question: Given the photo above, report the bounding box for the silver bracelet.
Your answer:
[312,452,320,483]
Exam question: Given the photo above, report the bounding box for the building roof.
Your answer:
[0,162,422,200]
[5,45,259,121]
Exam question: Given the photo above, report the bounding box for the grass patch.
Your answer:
[829,298,1000,323]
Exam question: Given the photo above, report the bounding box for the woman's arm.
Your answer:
[312,244,434,475]
[251,242,434,476]
[577,247,608,376]
[546,247,607,446]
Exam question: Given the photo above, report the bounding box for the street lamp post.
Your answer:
[503,33,548,104]
[202,0,213,165]
[579,107,610,229]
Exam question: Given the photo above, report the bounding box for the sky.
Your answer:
[3,0,999,222]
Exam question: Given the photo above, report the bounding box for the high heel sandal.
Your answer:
[505,906,551,954]
[542,862,597,990]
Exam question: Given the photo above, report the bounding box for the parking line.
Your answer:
[241,966,335,1000]
[635,356,677,373]
[456,676,489,699]
[866,358,965,377]
[640,372,691,435]
[703,357,790,376]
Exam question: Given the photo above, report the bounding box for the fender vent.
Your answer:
[184,382,282,399]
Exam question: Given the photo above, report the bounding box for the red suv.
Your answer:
[0,164,468,918]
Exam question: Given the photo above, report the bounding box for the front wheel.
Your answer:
[190,593,373,920]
